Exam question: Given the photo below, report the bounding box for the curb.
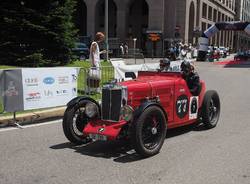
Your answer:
[0,107,66,127]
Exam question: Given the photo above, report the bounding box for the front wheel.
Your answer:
[62,101,91,144]
[132,106,167,157]
[201,90,220,129]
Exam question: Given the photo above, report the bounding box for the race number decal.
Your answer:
[176,95,189,119]
[189,96,199,120]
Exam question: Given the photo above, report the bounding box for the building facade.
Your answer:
[76,0,236,56]
[235,0,250,50]
[197,0,235,49]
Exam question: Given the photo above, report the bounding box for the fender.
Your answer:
[133,101,168,122]
[67,96,101,115]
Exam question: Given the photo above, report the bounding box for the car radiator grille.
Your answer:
[102,88,122,121]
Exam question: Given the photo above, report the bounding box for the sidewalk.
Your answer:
[0,107,66,127]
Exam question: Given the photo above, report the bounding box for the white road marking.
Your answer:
[0,119,62,132]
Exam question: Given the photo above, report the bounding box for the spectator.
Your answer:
[89,32,106,68]
[124,43,128,57]
[88,32,106,94]
[120,43,124,57]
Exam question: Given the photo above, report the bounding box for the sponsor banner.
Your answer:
[204,25,219,38]
[198,37,209,52]
[4,69,24,112]
[22,68,78,110]
[0,70,4,99]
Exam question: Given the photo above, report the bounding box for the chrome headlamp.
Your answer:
[120,105,133,121]
[85,102,98,118]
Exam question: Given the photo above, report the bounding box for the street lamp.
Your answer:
[133,38,137,63]
[105,0,109,61]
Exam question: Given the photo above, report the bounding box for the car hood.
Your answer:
[119,76,175,106]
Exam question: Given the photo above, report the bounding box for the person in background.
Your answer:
[120,43,124,57]
[158,59,171,72]
[88,32,106,94]
[124,43,128,57]
[89,32,106,68]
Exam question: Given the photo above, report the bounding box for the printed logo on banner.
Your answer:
[5,81,19,97]
[71,74,77,82]
[25,92,41,101]
[58,76,69,84]
[43,77,55,85]
[56,89,68,96]
[25,78,38,87]
[44,90,53,97]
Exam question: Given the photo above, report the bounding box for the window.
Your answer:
[202,22,207,32]
[218,12,221,21]
[213,9,217,22]
[202,3,207,18]
[208,6,213,20]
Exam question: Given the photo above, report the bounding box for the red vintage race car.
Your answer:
[62,67,220,157]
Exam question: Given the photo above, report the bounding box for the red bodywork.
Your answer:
[83,71,206,140]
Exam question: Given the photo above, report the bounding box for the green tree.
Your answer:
[0,0,77,67]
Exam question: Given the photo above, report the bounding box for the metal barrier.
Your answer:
[78,66,114,95]
[0,70,4,113]
[0,99,3,114]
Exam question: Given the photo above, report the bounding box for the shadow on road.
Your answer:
[223,64,250,68]
[50,123,208,163]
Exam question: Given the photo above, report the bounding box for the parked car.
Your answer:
[219,47,227,58]
[72,42,89,60]
[207,46,220,61]
[234,50,250,60]
[62,64,220,157]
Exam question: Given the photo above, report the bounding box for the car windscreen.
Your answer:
[139,61,183,73]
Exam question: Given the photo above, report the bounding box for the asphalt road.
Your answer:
[0,62,250,184]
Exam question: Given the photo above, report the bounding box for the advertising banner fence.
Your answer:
[0,70,4,112]
[1,67,79,112]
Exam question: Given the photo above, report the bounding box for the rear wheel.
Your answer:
[63,101,91,144]
[132,106,167,157]
[201,90,220,129]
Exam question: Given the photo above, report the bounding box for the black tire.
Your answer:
[201,90,220,129]
[132,106,167,157]
[62,101,91,144]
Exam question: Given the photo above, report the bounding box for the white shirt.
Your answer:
[90,41,100,67]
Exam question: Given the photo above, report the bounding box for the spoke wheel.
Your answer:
[63,101,91,144]
[132,106,167,157]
